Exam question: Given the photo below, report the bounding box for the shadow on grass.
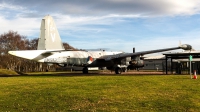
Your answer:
[0,71,173,77]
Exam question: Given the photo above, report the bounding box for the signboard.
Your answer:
[189,55,193,61]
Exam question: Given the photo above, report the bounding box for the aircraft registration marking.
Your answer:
[44,58,67,63]
[50,32,55,42]
[48,18,56,42]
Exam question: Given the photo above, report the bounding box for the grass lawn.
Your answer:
[0,69,19,75]
[0,73,200,111]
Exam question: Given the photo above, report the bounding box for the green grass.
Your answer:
[0,74,200,111]
[0,69,19,75]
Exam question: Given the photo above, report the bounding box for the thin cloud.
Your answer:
[0,14,40,37]
[0,0,199,52]
[1,0,200,17]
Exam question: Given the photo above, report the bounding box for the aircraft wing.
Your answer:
[99,44,192,61]
[32,49,67,61]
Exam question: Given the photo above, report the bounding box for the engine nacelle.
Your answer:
[129,55,144,66]
[129,60,144,67]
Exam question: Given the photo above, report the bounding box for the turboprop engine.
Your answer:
[129,48,144,68]
[129,56,144,67]
[129,59,144,67]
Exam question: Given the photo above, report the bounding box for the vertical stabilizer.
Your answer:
[37,15,64,50]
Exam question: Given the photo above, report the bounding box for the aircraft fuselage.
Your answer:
[39,51,123,67]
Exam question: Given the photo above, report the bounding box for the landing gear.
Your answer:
[115,67,122,74]
[122,68,127,72]
[82,67,88,74]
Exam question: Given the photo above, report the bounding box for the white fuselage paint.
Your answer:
[8,50,122,66]
[40,51,122,66]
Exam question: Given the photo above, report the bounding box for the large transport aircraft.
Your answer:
[9,15,192,74]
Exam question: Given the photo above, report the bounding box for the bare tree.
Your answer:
[0,31,27,69]
[0,31,77,72]
[0,31,42,72]
[63,42,77,50]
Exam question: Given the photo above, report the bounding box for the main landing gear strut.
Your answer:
[82,67,88,74]
[115,67,122,74]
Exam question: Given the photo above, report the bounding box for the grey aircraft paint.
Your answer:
[37,16,64,50]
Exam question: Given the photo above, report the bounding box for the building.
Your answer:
[142,51,200,74]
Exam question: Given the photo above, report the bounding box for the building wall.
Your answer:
[142,59,200,74]
[142,59,165,70]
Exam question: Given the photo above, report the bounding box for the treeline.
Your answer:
[0,31,76,72]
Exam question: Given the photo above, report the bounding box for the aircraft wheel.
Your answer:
[83,67,88,74]
[122,68,127,72]
[115,67,122,74]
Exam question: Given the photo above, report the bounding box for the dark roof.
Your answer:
[163,51,200,59]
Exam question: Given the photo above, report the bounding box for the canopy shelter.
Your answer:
[163,51,200,74]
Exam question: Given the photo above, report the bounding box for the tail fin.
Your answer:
[37,15,64,50]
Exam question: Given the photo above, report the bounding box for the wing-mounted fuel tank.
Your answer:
[179,44,192,50]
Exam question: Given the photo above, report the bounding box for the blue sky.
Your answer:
[0,0,200,53]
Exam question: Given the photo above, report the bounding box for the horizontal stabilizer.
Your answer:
[8,49,65,61]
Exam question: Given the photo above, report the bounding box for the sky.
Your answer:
[0,0,200,54]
